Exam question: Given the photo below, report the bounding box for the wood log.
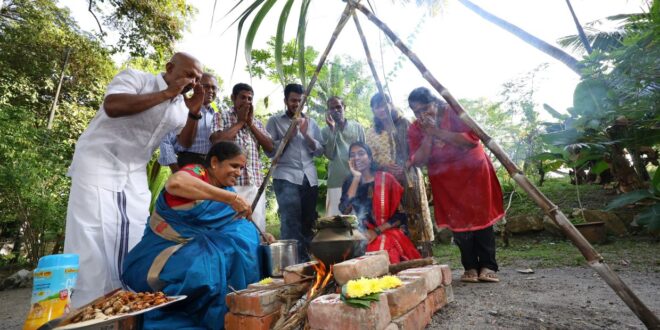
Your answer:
[389,257,435,274]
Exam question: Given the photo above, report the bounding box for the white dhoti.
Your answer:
[64,173,150,308]
[325,187,343,217]
[234,185,266,233]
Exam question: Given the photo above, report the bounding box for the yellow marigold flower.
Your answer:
[366,278,384,294]
[379,275,403,290]
[258,277,274,285]
[346,279,370,298]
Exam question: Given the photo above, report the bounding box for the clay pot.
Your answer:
[310,215,367,265]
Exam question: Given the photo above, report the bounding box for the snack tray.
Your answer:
[52,294,186,329]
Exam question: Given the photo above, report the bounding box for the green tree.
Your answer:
[0,0,196,265]
[250,37,375,126]
[0,0,115,264]
[89,0,196,59]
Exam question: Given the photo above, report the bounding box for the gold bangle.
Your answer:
[230,193,238,204]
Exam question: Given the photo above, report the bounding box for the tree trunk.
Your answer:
[458,0,583,75]
[565,0,593,54]
[10,226,23,264]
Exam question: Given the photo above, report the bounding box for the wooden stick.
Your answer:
[251,2,354,212]
[349,1,659,327]
[389,257,434,274]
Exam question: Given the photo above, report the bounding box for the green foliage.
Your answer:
[91,0,196,59]
[250,37,376,127]
[534,3,659,187]
[0,0,117,264]
[0,0,193,265]
[605,169,660,231]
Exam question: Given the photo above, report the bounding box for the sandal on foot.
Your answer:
[478,268,500,282]
[460,269,479,283]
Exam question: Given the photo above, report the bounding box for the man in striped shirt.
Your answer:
[158,73,218,172]
[210,83,273,232]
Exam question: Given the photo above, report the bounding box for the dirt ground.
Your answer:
[1,266,658,329]
[429,267,660,329]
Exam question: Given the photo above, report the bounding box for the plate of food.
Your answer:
[41,289,186,329]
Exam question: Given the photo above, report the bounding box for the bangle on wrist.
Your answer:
[188,112,202,120]
[230,193,238,204]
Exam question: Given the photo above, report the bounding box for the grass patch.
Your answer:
[503,177,609,219]
[432,234,659,272]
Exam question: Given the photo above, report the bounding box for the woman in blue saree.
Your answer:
[122,141,268,329]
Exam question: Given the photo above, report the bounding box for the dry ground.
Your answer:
[2,266,658,329]
[429,267,659,329]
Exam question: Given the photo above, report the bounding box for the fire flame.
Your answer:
[308,259,333,298]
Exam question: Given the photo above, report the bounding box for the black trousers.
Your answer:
[452,226,498,272]
[177,152,207,167]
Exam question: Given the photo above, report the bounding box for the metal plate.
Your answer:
[53,295,186,329]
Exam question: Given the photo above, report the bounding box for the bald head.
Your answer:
[169,52,202,68]
[164,52,203,94]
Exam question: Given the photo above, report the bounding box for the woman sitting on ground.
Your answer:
[122,141,271,330]
[339,142,421,264]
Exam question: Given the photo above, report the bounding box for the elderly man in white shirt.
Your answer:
[64,52,204,307]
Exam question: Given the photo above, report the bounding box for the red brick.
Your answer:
[333,254,389,285]
[224,310,280,330]
[248,278,285,289]
[397,265,443,293]
[391,301,431,330]
[307,293,391,330]
[425,286,448,314]
[444,284,454,303]
[283,260,319,284]
[439,264,452,285]
[226,288,282,316]
[382,277,427,318]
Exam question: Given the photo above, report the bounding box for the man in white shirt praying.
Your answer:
[64,52,204,307]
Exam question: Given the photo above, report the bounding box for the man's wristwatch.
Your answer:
[188,112,202,120]
[374,227,382,236]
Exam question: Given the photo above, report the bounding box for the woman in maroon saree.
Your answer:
[339,142,421,264]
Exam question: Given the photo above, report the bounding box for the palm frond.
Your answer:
[245,0,278,76]
[297,0,311,85]
[275,0,296,86]
[558,26,625,54]
[228,0,266,79]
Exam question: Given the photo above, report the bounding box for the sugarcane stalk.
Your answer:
[349,1,659,327]
[251,3,354,212]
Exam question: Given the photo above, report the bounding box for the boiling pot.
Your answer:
[309,215,366,265]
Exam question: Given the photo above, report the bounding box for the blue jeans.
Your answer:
[273,177,318,262]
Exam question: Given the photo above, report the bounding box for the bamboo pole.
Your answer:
[348,1,659,327]
[251,3,354,212]
[352,13,385,95]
